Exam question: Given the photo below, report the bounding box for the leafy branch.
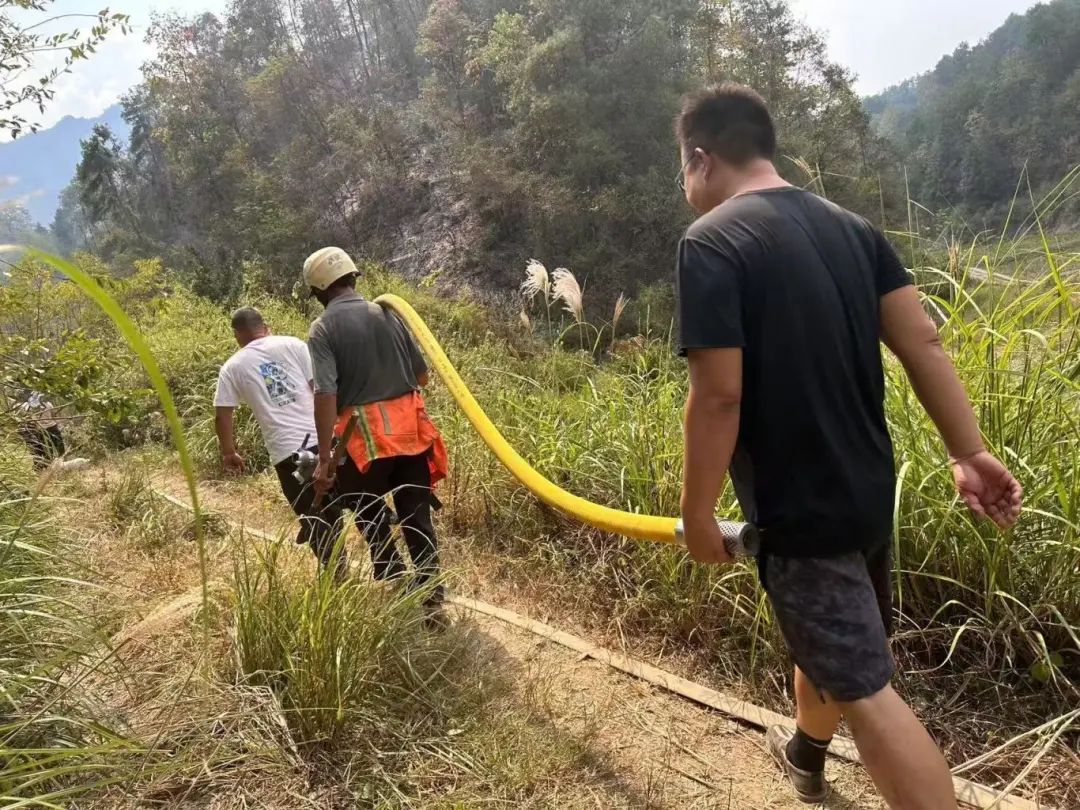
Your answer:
[0,1,130,138]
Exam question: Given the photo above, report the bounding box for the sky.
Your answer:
[11,0,1044,132]
[7,0,228,131]
[789,0,1041,94]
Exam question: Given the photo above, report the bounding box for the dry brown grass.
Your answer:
[143,458,889,809]
[44,456,663,808]
[124,455,1077,808]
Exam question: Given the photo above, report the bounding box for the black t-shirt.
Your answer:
[676,187,911,557]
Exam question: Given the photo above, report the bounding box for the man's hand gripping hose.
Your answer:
[312,411,359,510]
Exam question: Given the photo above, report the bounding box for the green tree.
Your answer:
[58,0,899,303]
[0,202,38,243]
[50,183,89,254]
[0,1,129,137]
[75,124,125,222]
[867,0,1080,219]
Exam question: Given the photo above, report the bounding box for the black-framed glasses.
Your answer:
[675,149,703,192]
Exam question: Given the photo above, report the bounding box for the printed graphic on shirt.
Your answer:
[259,360,297,407]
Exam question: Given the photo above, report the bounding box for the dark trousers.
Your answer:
[331,452,442,603]
[20,424,65,470]
[274,454,346,572]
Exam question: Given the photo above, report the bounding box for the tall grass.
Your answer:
[2,224,1077,800]
[0,444,146,804]
[887,252,1079,673]
[229,530,612,805]
[0,245,213,805]
[232,536,441,744]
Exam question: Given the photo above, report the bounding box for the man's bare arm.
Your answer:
[313,392,339,461]
[214,407,236,454]
[681,349,742,562]
[880,286,983,459]
[214,406,244,473]
[881,286,1022,526]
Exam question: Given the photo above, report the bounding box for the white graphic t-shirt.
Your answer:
[213,335,316,465]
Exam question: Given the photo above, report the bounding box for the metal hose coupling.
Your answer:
[674,519,761,558]
[292,448,319,484]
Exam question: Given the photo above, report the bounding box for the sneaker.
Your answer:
[766,725,828,804]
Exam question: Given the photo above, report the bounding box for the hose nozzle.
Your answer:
[292,449,319,484]
[674,519,760,558]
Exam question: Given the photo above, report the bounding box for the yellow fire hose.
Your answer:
[375,294,759,555]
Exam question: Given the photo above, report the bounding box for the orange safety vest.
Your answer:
[334,390,448,486]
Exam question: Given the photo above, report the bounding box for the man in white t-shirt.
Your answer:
[213,307,345,573]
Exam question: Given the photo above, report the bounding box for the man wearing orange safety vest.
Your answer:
[305,247,448,619]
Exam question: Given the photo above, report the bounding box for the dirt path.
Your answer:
[463,610,881,809]
[148,466,885,809]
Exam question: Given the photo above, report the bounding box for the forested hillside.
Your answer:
[865,0,1080,218]
[56,0,898,304]
[0,105,127,225]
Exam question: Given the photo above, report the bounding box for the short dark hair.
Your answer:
[326,273,357,294]
[230,306,265,333]
[675,83,776,164]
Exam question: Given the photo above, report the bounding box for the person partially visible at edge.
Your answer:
[674,84,1022,808]
[17,390,65,469]
[213,307,347,576]
[305,248,448,625]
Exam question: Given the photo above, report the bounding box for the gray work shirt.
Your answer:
[307,291,427,407]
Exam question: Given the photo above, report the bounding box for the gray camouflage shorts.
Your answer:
[760,542,895,703]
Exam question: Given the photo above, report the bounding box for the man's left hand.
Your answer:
[222,451,245,475]
[681,516,733,565]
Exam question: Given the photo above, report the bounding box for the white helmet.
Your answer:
[303,247,359,291]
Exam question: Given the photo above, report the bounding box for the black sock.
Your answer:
[786,727,831,773]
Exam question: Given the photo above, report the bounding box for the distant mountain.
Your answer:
[0,105,130,225]
[864,0,1080,214]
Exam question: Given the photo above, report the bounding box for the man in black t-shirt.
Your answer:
[674,84,1022,808]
